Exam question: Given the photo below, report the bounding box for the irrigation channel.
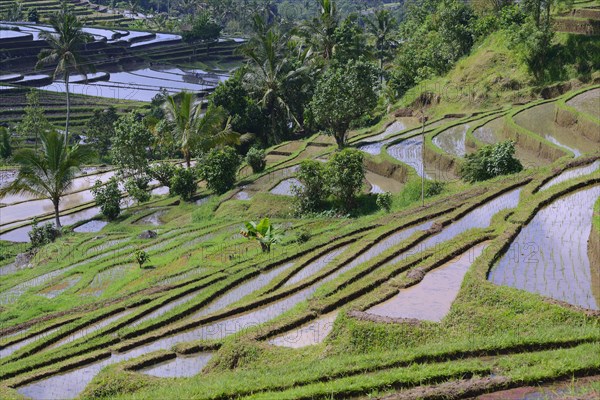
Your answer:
[4,184,528,398]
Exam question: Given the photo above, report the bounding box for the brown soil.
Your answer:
[376,376,511,400]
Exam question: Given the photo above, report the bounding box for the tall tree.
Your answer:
[239,15,306,143]
[36,7,92,145]
[366,9,397,83]
[0,130,94,228]
[309,59,378,148]
[17,90,51,149]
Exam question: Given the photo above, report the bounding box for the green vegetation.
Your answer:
[133,250,150,269]
[92,178,122,220]
[245,147,267,173]
[240,217,282,253]
[170,167,197,201]
[0,130,94,227]
[460,140,524,182]
[197,146,241,194]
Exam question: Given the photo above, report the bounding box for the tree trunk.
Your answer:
[334,130,346,149]
[53,200,61,228]
[65,73,70,146]
[185,148,191,168]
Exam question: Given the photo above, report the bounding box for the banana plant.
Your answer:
[240,217,282,253]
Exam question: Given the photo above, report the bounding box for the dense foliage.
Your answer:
[170,167,198,201]
[197,147,242,194]
[91,178,122,220]
[326,148,365,210]
[111,112,153,177]
[125,176,151,204]
[245,146,267,173]
[85,107,118,160]
[460,140,523,182]
[292,160,329,214]
[28,218,60,249]
[148,162,176,191]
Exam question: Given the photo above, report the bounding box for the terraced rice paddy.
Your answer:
[433,123,470,157]
[567,87,600,118]
[489,186,600,309]
[140,352,214,378]
[514,102,596,157]
[366,243,487,321]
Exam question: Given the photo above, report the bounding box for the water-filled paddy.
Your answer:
[488,186,600,309]
[140,352,213,377]
[566,88,600,119]
[433,124,470,157]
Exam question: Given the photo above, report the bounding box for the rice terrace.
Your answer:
[0,0,599,399]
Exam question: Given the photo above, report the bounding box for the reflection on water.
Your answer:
[284,246,348,287]
[140,352,213,378]
[269,312,337,348]
[270,179,302,196]
[489,186,600,310]
[539,160,600,192]
[367,243,488,321]
[433,124,470,157]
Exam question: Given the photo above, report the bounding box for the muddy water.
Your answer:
[74,221,108,233]
[0,327,61,359]
[135,209,167,226]
[433,124,470,157]
[539,160,600,191]
[270,179,302,196]
[49,309,136,350]
[40,275,82,299]
[284,246,349,287]
[514,102,597,157]
[366,171,403,194]
[269,311,338,348]
[473,117,503,145]
[488,186,600,309]
[140,352,213,378]
[566,88,600,119]
[367,243,488,321]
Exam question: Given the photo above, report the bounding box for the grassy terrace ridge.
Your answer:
[0,149,598,397]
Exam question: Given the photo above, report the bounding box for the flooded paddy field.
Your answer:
[489,186,600,309]
[566,88,600,119]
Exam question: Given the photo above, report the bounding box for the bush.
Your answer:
[148,162,175,191]
[91,178,121,220]
[292,160,329,214]
[376,192,393,212]
[460,140,523,183]
[134,250,150,269]
[397,179,446,207]
[182,11,222,42]
[197,147,241,194]
[29,218,60,249]
[245,147,266,173]
[295,229,312,244]
[125,176,151,204]
[171,167,197,201]
[327,149,365,210]
[27,7,38,22]
[0,128,12,159]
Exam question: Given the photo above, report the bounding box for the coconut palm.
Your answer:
[0,130,94,228]
[36,8,92,146]
[365,9,398,83]
[239,15,306,143]
[301,0,339,61]
[163,91,244,167]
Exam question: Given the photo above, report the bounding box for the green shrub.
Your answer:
[293,160,329,214]
[134,250,150,269]
[27,7,38,22]
[397,179,446,207]
[125,176,151,204]
[245,147,266,173]
[240,217,282,253]
[295,229,312,244]
[197,147,241,194]
[91,178,121,220]
[29,218,60,249]
[182,11,222,42]
[171,167,197,201]
[327,149,365,210]
[376,192,393,212]
[148,162,175,191]
[460,140,523,183]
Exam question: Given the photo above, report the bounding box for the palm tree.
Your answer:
[163,91,244,167]
[366,9,398,84]
[0,130,94,228]
[301,0,339,61]
[239,16,306,143]
[36,8,92,146]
